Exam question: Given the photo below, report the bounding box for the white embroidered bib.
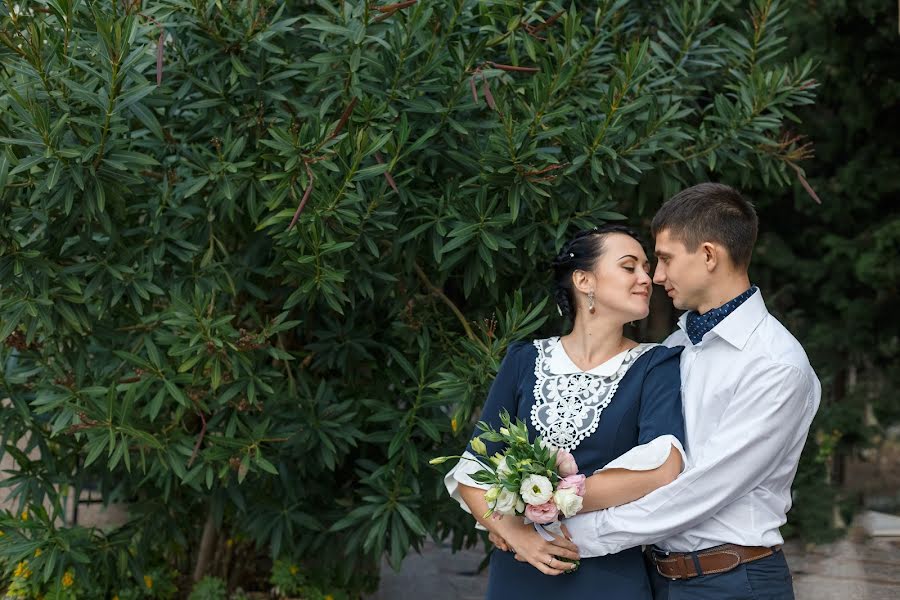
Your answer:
[530,338,657,451]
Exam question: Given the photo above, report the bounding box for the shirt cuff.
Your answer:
[443,450,490,531]
[595,434,686,474]
[564,510,617,558]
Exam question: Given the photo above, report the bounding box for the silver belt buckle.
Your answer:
[651,548,679,581]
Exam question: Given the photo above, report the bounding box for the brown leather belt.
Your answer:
[647,543,782,580]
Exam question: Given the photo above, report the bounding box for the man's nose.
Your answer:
[653,265,666,285]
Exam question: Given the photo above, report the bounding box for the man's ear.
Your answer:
[701,242,718,272]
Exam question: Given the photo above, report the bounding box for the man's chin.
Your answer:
[671,298,691,311]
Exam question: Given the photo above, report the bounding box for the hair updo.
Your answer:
[551,224,644,321]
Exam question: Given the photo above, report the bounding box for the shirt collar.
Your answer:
[677,288,768,349]
[546,336,631,376]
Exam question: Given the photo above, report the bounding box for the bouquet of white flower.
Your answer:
[432,409,586,529]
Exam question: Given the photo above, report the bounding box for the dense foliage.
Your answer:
[1,0,817,596]
[747,0,900,538]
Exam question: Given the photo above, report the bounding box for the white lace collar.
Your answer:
[545,337,633,376]
[530,337,656,451]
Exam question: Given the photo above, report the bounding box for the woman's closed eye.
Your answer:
[622,264,649,273]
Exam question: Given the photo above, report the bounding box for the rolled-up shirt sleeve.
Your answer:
[566,362,816,557]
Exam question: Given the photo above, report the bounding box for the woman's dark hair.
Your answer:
[551,224,644,321]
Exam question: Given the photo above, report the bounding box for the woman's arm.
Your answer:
[445,343,579,576]
[580,445,682,512]
[457,483,580,576]
[580,346,687,512]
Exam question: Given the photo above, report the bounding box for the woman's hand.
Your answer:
[504,523,580,576]
[489,531,511,552]
[458,482,578,572]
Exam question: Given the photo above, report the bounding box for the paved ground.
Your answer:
[369,536,900,600]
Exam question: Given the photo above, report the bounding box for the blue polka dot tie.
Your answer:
[685,286,758,344]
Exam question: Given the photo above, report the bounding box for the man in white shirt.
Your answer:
[560,183,822,599]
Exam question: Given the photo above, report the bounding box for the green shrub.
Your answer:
[188,576,227,600]
[0,0,813,594]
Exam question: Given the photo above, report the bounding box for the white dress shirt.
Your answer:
[565,289,821,556]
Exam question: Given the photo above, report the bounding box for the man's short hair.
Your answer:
[650,183,758,267]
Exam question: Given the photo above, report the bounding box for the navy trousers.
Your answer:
[646,549,795,600]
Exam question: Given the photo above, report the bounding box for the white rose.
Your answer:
[494,488,520,515]
[520,474,553,505]
[553,487,584,518]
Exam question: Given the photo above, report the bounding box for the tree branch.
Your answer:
[413,263,488,352]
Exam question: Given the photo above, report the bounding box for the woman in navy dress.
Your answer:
[443,225,686,599]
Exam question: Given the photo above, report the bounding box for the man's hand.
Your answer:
[489,531,511,552]
[504,524,580,576]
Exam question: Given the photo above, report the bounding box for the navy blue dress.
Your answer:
[467,339,685,600]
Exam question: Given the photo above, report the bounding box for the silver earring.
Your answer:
[588,290,595,314]
[557,304,563,316]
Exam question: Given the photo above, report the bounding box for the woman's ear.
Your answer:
[572,269,592,294]
[702,242,718,272]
